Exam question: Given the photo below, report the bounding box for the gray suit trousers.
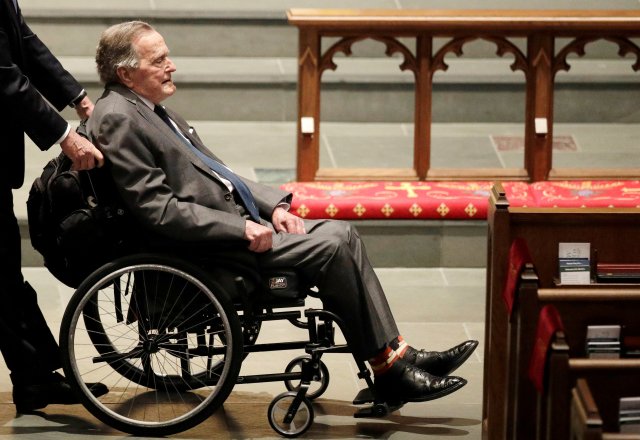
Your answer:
[258,219,399,360]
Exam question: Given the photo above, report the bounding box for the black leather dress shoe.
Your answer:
[404,340,479,377]
[374,358,466,404]
[13,372,108,413]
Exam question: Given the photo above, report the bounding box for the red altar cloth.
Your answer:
[281,181,534,220]
[530,180,640,208]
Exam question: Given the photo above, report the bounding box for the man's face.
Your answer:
[125,31,176,104]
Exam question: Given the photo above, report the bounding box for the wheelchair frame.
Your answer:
[59,253,397,438]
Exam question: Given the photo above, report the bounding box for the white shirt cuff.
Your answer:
[55,124,71,146]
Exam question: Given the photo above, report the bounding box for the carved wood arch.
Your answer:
[432,35,528,77]
[319,36,417,77]
[554,36,640,75]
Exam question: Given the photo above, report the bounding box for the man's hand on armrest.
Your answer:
[244,220,273,253]
[272,206,305,235]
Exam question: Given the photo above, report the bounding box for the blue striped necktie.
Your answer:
[154,105,261,222]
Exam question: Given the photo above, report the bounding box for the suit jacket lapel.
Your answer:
[162,108,234,181]
[106,84,228,184]
[164,107,225,163]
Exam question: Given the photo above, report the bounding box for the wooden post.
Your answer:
[483,183,511,440]
[525,35,554,182]
[543,333,570,440]
[510,265,542,440]
[296,29,321,181]
[414,34,432,180]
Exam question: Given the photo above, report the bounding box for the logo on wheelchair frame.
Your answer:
[269,277,288,290]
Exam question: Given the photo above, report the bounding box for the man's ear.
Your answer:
[116,66,133,88]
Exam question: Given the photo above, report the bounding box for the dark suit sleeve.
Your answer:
[244,177,292,216]
[0,18,73,149]
[18,18,82,110]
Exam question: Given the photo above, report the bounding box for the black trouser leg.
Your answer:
[0,185,60,384]
[260,219,399,360]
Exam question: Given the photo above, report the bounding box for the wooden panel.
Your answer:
[288,9,640,181]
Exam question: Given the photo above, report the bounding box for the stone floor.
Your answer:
[0,266,485,439]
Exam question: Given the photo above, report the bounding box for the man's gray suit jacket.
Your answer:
[87,84,291,246]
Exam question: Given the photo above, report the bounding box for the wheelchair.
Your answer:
[58,251,402,438]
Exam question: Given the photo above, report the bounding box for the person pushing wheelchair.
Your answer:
[86,21,478,405]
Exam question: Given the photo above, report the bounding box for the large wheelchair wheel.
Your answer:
[60,254,243,436]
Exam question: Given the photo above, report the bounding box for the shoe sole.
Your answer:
[392,378,468,404]
[14,402,47,414]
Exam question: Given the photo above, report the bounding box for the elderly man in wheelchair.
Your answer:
[39,21,478,437]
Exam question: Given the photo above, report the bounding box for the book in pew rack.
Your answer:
[586,325,621,359]
[620,396,640,434]
[596,263,640,284]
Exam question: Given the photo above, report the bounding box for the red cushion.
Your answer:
[280,181,534,220]
[528,305,565,393]
[530,180,640,208]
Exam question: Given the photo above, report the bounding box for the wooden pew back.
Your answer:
[571,379,640,440]
[546,334,640,439]
[508,277,640,439]
[485,184,640,439]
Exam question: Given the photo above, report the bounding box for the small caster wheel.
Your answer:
[371,402,390,417]
[284,356,330,400]
[268,391,314,438]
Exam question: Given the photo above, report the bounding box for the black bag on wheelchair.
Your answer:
[27,152,132,288]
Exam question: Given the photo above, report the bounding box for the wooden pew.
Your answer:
[484,183,640,439]
[543,332,640,440]
[502,264,640,440]
[571,379,640,440]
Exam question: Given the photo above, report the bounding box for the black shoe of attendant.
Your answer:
[13,372,109,413]
[374,358,466,404]
[404,340,479,377]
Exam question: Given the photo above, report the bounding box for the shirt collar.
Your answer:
[130,90,156,111]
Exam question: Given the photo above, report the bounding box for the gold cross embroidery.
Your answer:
[381,204,394,217]
[296,205,310,218]
[437,203,449,217]
[385,182,431,198]
[325,204,339,217]
[465,203,478,217]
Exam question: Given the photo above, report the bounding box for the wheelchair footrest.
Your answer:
[353,387,376,405]
[352,387,404,418]
[353,401,404,418]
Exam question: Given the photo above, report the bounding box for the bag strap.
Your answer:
[74,120,100,204]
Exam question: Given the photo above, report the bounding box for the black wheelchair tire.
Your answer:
[268,391,314,438]
[60,253,244,436]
